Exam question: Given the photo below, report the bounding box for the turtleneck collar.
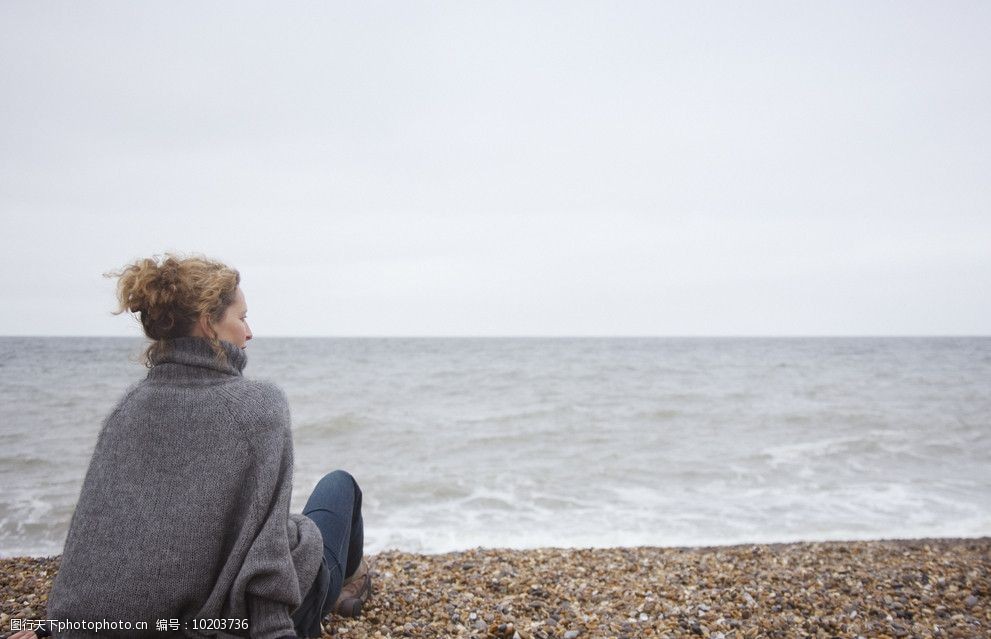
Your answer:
[147,336,247,380]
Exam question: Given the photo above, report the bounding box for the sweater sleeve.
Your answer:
[229,383,310,639]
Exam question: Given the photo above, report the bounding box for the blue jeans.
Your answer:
[291,470,364,637]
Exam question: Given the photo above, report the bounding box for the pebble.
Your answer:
[1,539,988,639]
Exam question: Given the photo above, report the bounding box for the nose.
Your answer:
[245,323,253,342]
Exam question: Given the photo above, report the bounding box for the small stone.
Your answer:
[563,631,580,639]
[0,542,987,639]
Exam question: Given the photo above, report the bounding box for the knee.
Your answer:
[318,469,354,489]
[318,469,361,494]
[323,469,353,482]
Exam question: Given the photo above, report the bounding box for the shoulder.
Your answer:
[225,378,292,436]
[110,380,145,409]
[231,378,289,408]
[103,379,152,425]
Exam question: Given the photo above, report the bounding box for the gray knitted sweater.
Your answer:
[46,337,324,638]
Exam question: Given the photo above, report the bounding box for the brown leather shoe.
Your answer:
[334,558,372,617]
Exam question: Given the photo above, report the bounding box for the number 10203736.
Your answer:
[190,618,249,631]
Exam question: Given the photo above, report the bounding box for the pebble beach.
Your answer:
[2,538,988,639]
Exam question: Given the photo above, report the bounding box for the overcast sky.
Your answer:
[1,1,988,336]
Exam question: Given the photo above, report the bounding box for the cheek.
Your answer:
[221,317,242,337]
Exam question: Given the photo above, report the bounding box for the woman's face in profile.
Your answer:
[213,287,253,348]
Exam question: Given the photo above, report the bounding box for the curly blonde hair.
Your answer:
[108,253,241,365]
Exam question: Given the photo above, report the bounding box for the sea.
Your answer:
[1,336,989,558]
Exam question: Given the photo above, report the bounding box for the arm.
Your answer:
[229,383,309,639]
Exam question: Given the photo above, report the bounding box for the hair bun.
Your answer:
[107,253,240,364]
[153,258,183,305]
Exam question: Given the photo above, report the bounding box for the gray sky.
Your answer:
[2,1,988,336]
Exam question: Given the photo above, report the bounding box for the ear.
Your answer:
[195,313,216,339]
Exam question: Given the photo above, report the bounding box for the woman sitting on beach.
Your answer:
[17,254,370,639]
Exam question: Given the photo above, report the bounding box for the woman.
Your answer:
[18,254,370,639]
